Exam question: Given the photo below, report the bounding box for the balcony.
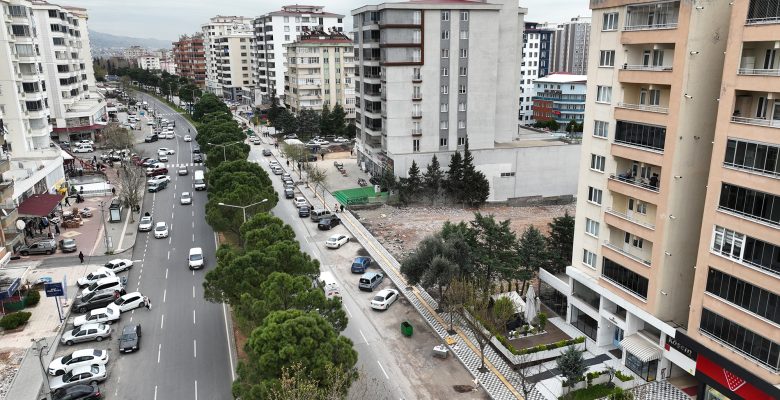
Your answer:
[411,128,422,136]
[412,110,422,118]
[623,1,679,31]
[731,90,780,130]
[746,0,780,26]
[613,120,667,153]
[618,66,673,86]
[608,173,660,193]
[616,102,668,114]
[602,240,652,268]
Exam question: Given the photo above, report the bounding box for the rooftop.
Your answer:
[534,73,587,84]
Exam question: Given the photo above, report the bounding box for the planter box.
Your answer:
[490,335,584,365]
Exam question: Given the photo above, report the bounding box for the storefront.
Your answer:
[620,334,661,382]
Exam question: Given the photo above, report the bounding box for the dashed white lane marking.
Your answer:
[163,289,167,303]
[193,339,197,358]
[194,380,198,400]
[154,386,157,400]
[167,250,170,260]
[165,268,168,280]
[193,309,196,325]
[157,343,162,363]
[192,285,195,298]
[160,314,164,330]
[359,329,368,345]
[377,361,390,380]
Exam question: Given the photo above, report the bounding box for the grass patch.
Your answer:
[559,384,619,400]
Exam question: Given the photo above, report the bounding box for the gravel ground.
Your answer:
[353,203,576,259]
[0,349,26,400]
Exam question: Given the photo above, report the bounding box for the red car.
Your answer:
[146,168,168,177]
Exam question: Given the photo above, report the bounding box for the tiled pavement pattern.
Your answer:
[614,381,692,400]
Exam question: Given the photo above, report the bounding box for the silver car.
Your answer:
[180,192,192,205]
[60,323,111,346]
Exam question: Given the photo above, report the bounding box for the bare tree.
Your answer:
[443,277,473,334]
[267,364,389,400]
[306,165,328,206]
[464,284,515,371]
[101,122,136,153]
[281,143,310,179]
[116,164,146,222]
[512,353,541,400]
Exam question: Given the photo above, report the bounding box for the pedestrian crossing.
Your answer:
[164,163,201,168]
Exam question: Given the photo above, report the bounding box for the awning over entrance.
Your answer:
[17,193,64,217]
[620,334,661,362]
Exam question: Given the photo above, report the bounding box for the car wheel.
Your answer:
[77,307,86,313]
[20,251,28,256]
[90,380,98,386]
[137,302,143,309]
[53,370,64,376]
[95,336,103,342]
[65,340,73,345]
[47,250,52,255]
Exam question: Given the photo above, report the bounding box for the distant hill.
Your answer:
[89,30,173,50]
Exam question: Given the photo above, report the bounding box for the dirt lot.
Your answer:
[353,203,575,259]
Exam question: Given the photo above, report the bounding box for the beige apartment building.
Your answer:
[283,29,355,120]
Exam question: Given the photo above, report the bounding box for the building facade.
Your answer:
[137,55,160,70]
[173,34,206,87]
[531,74,586,125]
[253,5,344,105]
[283,29,355,120]
[123,45,144,60]
[201,16,254,102]
[549,16,591,75]
[519,22,554,124]
[539,0,739,387]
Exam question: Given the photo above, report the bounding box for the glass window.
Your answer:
[590,154,605,172]
[583,249,597,268]
[602,257,649,299]
[719,184,780,226]
[600,50,615,67]
[700,308,780,371]
[571,306,598,340]
[588,187,602,204]
[441,11,449,21]
[585,218,600,237]
[603,12,619,31]
[594,120,609,138]
[596,86,612,103]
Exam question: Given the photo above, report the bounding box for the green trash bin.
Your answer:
[401,321,413,337]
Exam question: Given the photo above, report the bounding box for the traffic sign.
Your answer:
[44,282,64,297]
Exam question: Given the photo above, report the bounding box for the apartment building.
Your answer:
[283,29,355,120]
[531,74,586,126]
[519,22,555,124]
[123,45,144,60]
[137,54,160,70]
[173,34,206,87]
[538,0,736,387]
[549,16,591,75]
[678,1,780,398]
[253,5,344,105]
[201,16,254,102]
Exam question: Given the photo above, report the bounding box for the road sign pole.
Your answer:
[54,296,63,323]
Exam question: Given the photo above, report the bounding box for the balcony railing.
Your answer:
[605,208,656,230]
[737,68,780,76]
[731,116,780,128]
[603,241,652,267]
[608,173,660,193]
[617,102,669,114]
[411,128,422,136]
[624,22,678,31]
[622,64,673,72]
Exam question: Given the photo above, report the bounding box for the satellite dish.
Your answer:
[15,220,25,231]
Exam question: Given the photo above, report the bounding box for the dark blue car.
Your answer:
[351,257,372,274]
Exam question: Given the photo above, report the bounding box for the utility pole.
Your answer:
[32,338,52,400]
[100,201,111,253]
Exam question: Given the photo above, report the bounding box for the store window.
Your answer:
[625,352,658,382]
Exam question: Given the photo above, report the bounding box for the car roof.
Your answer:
[69,364,99,374]
[108,258,129,264]
[78,322,105,330]
[189,247,202,253]
[94,276,120,285]
[328,234,344,240]
[362,271,380,278]
[354,256,370,262]
[121,324,139,334]
[120,291,141,299]
[155,222,166,227]
[376,288,396,296]
[69,348,97,357]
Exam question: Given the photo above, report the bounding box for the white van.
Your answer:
[317,271,341,299]
[188,247,204,270]
[193,170,206,191]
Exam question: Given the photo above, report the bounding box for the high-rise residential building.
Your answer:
[537,0,750,388]
[201,16,254,102]
[680,1,780,398]
[253,5,344,105]
[123,45,144,60]
[137,54,161,70]
[159,57,176,75]
[173,34,206,87]
[531,74,586,126]
[549,16,591,75]
[519,21,554,123]
[283,29,355,120]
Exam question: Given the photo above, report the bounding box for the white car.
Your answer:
[76,267,116,288]
[370,289,399,310]
[48,349,108,376]
[333,137,350,143]
[147,175,171,185]
[73,304,120,327]
[183,135,192,142]
[112,292,145,312]
[164,132,175,139]
[180,192,192,205]
[60,323,111,346]
[80,277,123,298]
[269,160,280,168]
[49,364,107,391]
[158,154,169,162]
[325,234,349,249]
[313,138,330,145]
[138,216,153,232]
[154,221,169,238]
[73,146,93,153]
[104,259,133,273]
[293,197,308,208]
[78,140,94,146]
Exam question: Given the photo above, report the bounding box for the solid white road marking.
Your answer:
[359,329,368,345]
[157,343,162,363]
[377,361,390,380]
[160,314,164,330]
[194,380,198,400]
[154,386,157,400]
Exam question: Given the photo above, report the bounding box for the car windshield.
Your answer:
[190,254,203,261]
[155,225,165,231]
[61,370,74,381]
[63,239,75,246]
[60,354,73,364]
[121,333,135,340]
[373,295,384,302]
[141,217,151,223]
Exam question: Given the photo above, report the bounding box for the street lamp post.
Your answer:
[207,141,243,162]
[218,198,268,224]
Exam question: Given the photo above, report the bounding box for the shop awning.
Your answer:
[620,334,662,362]
[17,194,64,217]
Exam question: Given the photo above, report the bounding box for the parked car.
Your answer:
[51,383,102,400]
[180,192,192,205]
[77,268,116,288]
[73,146,93,153]
[262,148,272,156]
[351,257,372,274]
[80,277,125,298]
[183,135,192,142]
[58,238,77,253]
[144,134,159,143]
[371,288,399,310]
[271,167,283,175]
[298,205,310,217]
[113,292,144,312]
[193,154,203,163]
[103,259,133,273]
[154,222,169,238]
[284,188,294,199]
[73,304,120,327]
[49,364,107,391]
[138,216,153,232]
[48,349,109,377]
[318,216,341,230]
[147,175,171,185]
[147,180,167,193]
[119,324,142,353]
[19,239,57,256]
[325,234,349,249]
[158,154,169,162]
[72,291,116,314]
[293,197,308,208]
[358,271,384,291]
[146,167,168,177]
[333,137,350,143]
[60,323,112,346]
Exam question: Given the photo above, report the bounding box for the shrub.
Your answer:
[0,311,32,330]
[537,312,548,330]
[615,370,634,382]
[25,290,41,307]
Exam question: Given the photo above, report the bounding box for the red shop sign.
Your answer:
[697,354,773,400]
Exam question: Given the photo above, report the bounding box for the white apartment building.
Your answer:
[138,55,161,70]
[124,45,144,60]
[284,30,355,120]
[253,5,344,105]
[159,57,175,75]
[201,16,255,102]
[352,0,581,202]
[519,22,554,124]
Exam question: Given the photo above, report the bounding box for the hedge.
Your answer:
[496,334,586,356]
[0,311,32,330]
[25,290,41,307]
[615,369,634,382]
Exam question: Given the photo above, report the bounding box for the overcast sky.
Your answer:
[65,0,590,41]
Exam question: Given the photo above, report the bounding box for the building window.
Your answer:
[460,30,468,40]
[440,103,448,112]
[705,268,780,324]
[441,67,448,76]
[441,49,449,58]
[571,306,598,340]
[712,226,745,261]
[460,48,468,58]
[441,11,450,21]
[596,86,612,103]
[458,85,466,94]
[614,121,666,151]
[441,30,450,40]
[602,12,618,31]
[585,219,600,237]
[284,16,289,22]
[587,187,602,205]
[413,139,420,152]
[460,11,469,21]
[458,102,466,112]
[284,26,290,32]
[459,67,467,76]
[440,121,448,130]
[590,154,605,172]
[500,172,516,177]
[602,257,649,299]
[599,50,615,67]
[458,120,466,129]
[582,249,597,268]
[440,138,448,147]
[699,308,780,371]
[724,139,780,177]
[458,137,466,146]
[719,183,780,226]
[441,85,448,94]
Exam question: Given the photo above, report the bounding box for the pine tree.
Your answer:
[319,104,332,135]
[406,160,423,197]
[546,211,574,274]
[446,151,464,199]
[460,140,490,206]
[423,155,444,202]
[330,104,347,137]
